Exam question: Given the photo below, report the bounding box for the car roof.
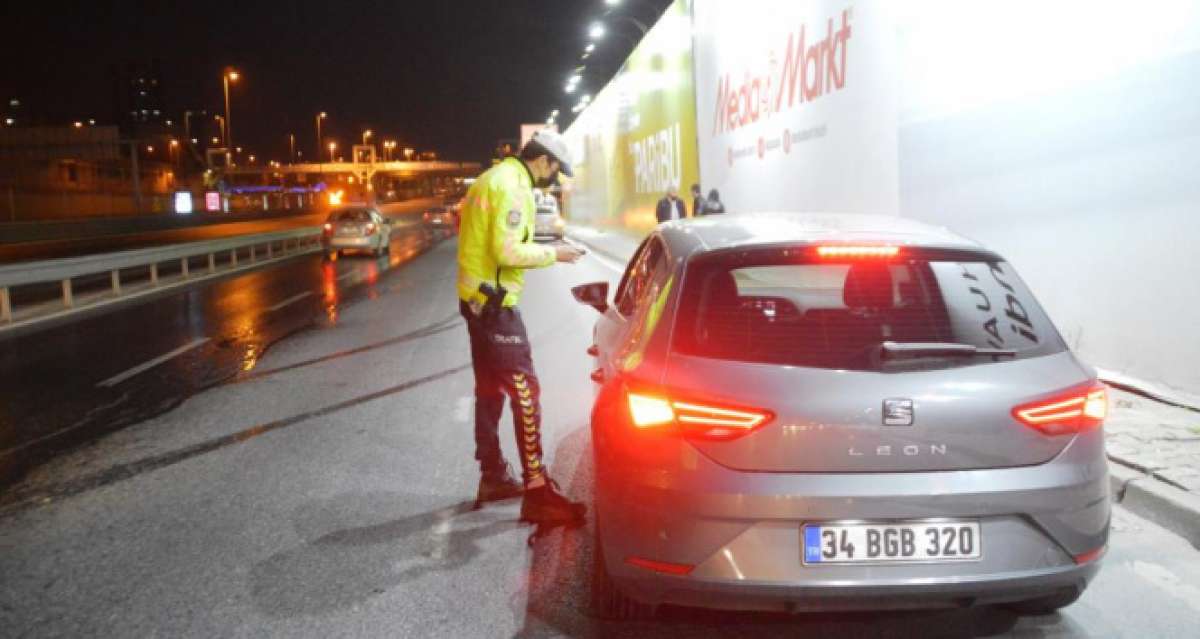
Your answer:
[657,212,985,257]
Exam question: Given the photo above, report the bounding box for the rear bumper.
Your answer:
[623,562,1099,612]
[595,430,1110,611]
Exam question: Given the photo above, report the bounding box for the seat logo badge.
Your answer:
[883,399,914,426]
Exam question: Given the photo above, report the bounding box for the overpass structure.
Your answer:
[210,152,483,207]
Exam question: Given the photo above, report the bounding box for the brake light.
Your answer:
[626,391,772,441]
[323,223,332,234]
[816,245,899,258]
[628,394,674,427]
[1012,382,1108,435]
[364,223,377,235]
[423,212,431,221]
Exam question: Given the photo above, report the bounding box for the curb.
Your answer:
[1109,461,1200,550]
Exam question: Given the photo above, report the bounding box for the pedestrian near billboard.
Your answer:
[655,184,687,222]
[704,189,726,214]
[691,183,705,217]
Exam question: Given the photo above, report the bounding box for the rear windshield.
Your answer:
[330,209,371,222]
[674,247,1066,371]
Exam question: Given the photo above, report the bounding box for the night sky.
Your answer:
[4,1,669,164]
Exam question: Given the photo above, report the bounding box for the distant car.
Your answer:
[423,206,458,230]
[533,191,565,241]
[576,213,1110,619]
[322,207,391,257]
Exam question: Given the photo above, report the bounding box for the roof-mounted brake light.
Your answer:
[816,245,900,259]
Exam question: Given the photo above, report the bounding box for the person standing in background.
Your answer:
[655,184,686,223]
[703,189,726,215]
[690,183,705,217]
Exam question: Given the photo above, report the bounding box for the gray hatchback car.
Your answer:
[572,213,1109,619]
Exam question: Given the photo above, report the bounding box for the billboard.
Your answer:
[692,0,899,215]
[562,0,700,230]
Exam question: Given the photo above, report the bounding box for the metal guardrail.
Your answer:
[0,226,323,325]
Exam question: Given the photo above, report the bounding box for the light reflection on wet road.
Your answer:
[0,213,453,489]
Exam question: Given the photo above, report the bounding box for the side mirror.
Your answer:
[571,282,609,314]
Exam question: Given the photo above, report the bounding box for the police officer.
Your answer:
[458,130,587,525]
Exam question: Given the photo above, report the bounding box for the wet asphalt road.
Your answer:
[2,233,1200,637]
[0,200,437,486]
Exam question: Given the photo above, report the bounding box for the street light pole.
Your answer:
[222,69,239,148]
[315,112,326,161]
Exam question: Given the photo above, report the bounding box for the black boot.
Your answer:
[475,461,524,507]
[520,479,587,525]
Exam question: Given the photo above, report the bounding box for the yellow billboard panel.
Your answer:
[562,0,699,233]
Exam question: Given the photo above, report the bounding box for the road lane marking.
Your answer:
[337,271,358,282]
[97,338,211,388]
[563,234,625,273]
[267,291,313,312]
[586,249,624,274]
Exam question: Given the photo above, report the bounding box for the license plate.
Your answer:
[803,521,982,564]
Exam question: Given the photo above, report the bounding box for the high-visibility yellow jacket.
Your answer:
[457,157,556,307]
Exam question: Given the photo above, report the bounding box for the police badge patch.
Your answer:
[506,209,522,229]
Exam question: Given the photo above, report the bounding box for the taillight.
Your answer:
[364,223,377,235]
[1012,382,1108,435]
[323,223,332,234]
[626,391,772,441]
[423,212,431,221]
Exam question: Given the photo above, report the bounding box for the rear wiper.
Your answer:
[880,341,1017,359]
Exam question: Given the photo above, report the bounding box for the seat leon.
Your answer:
[572,213,1109,619]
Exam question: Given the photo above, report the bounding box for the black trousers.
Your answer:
[460,300,545,484]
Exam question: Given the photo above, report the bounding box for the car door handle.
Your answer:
[586,345,599,356]
[590,368,605,383]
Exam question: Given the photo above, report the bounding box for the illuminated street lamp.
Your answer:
[222,68,239,148]
[169,138,179,165]
[589,22,606,40]
[315,111,327,160]
[362,129,373,145]
[248,154,256,164]
[328,141,337,162]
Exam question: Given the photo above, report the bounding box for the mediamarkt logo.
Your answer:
[713,8,853,136]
